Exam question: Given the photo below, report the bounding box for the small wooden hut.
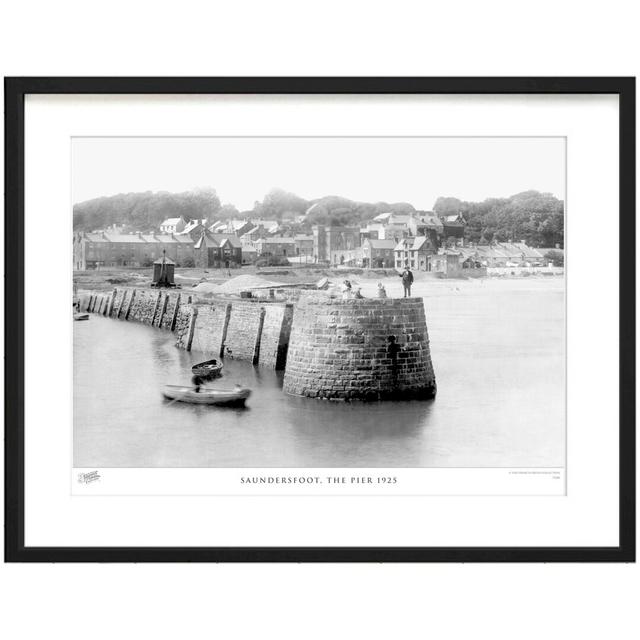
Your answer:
[151,252,176,287]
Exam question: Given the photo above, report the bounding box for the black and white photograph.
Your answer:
[6,76,632,565]
[72,136,566,473]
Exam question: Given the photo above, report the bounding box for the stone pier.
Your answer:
[283,296,436,401]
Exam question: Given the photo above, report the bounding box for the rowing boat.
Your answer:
[162,384,251,406]
[191,359,223,378]
[74,313,90,321]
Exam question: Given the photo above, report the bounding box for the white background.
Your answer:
[26,94,608,548]
[1,1,638,639]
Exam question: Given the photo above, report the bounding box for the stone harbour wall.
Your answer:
[161,293,181,330]
[283,297,437,401]
[190,303,232,357]
[81,287,294,370]
[259,303,294,369]
[174,304,198,350]
[224,303,266,364]
[80,288,436,395]
[128,290,160,325]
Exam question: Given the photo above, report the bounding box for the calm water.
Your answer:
[74,277,565,468]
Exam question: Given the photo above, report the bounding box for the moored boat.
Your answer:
[74,313,90,321]
[162,384,251,406]
[191,359,223,378]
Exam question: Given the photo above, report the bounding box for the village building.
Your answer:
[159,216,188,234]
[440,213,466,240]
[364,222,411,242]
[293,234,314,258]
[408,211,444,237]
[208,220,228,234]
[394,236,433,271]
[241,245,258,264]
[254,236,297,257]
[361,239,397,268]
[193,231,243,269]
[313,225,361,263]
[74,231,198,270]
[428,250,465,275]
[176,220,208,242]
[505,242,546,265]
[239,224,271,248]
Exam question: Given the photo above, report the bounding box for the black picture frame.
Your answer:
[4,77,635,563]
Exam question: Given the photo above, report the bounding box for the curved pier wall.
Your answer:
[283,297,436,400]
[81,287,293,369]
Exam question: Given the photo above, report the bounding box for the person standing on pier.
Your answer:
[400,265,414,297]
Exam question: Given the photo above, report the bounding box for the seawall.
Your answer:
[79,287,293,369]
[282,296,437,401]
[80,288,437,400]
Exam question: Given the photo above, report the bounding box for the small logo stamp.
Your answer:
[77,470,101,484]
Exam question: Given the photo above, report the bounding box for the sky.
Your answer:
[72,137,565,210]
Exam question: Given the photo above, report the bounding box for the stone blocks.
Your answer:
[224,303,266,364]
[191,302,231,357]
[283,297,436,401]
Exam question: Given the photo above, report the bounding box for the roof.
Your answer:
[210,233,242,248]
[84,232,110,243]
[103,233,146,243]
[394,237,429,251]
[139,234,162,244]
[511,242,545,259]
[160,217,183,226]
[256,237,296,244]
[240,225,261,237]
[193,234,210,250]
[537,247,564,255]
[154,234,178,244]
[252,220,279,230]
[294,234,314,241]
[475,245,510,260]
[366,239,397,250]
[153,255,176,265]
[415,213,443,228]
[373,212,415,225]
[241,245,258,253]
[177,221,204,235]
[443,214,465,223]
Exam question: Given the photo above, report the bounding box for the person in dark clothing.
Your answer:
[400,266,414,297]
[191,374,204,393]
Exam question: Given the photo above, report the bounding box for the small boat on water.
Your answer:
[74,313,90,321]
[191,359,223,378]
[163,384,251,407]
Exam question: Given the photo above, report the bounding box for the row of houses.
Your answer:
[317,211,466,267]
[75,210,549,273]
[73,230,242,270]
[73,215,315,270]
[325,237,549,272]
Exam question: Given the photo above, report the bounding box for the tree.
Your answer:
[73,188,222,232]
[543,249,564,267]
[252,188,310,220]
[433,191,564,247]
[217,203,240,220]
[433,197,463,217]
